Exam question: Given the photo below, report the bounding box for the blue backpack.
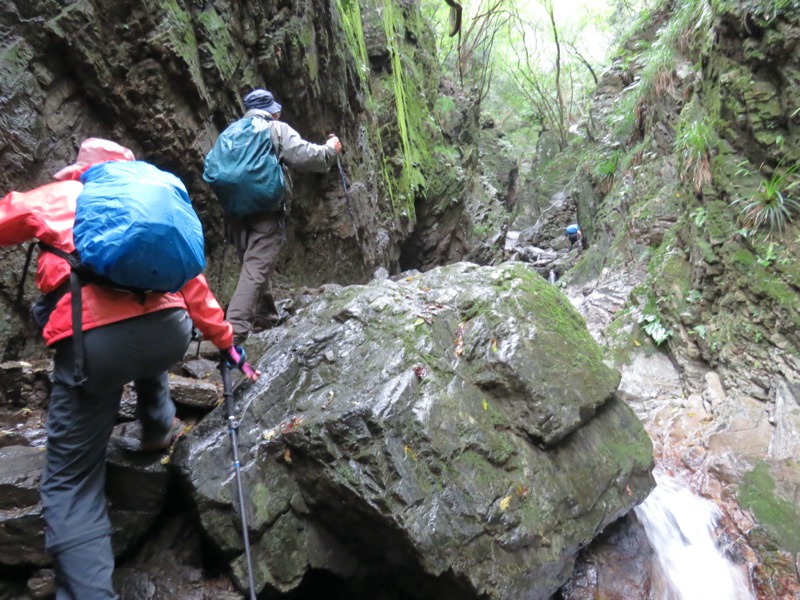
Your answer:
[34,161,206,388]
[74,161,206,292]
[203,115,286,217]
[565,224,580,235]
[38,160,206,386]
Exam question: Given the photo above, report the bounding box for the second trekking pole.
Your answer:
[335,156,368,278]
[218,357,257,600]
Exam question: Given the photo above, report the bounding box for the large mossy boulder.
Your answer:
[174,262,654,599]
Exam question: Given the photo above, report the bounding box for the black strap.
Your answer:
[69,271,86,387]
[38,242,79,267]
[43,243,150,298]
[36,243,87,387]
[36,242,154,388]
[15,243,39,309]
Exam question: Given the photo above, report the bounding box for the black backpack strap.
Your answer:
[15,242,39,310]
[38,242,79,266]
[69,270,87,387]
[20,242,74,334]
[37,243,87,387]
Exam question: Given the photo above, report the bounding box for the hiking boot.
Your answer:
[139,417,183,452]
[252,314,280,333]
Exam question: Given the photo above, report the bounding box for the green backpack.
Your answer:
[203,115,285,217]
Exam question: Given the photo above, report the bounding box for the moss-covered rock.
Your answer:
[175,262,653,599]
[738,459,800,554]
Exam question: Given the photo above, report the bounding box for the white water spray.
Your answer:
[635,472,754,600]
[548,269,557,284]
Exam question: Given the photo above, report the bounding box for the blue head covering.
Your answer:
[243,89,282,114]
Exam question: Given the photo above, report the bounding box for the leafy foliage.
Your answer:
[691,207,707,228]
[422,0,649,153]
[675,102,716,192]
[638,312,673,345]
[612,0,712,140]
[732,162,800,236]
[756,242,778,267]
[711,0,800,23]
[685,289,702,303]
[592,150,621,194]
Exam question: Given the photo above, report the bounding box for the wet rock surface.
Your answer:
[0,445,47,567]
[555,261,800,598]
[0,263,654,599]
[175,262,654,599]
[0,0,516,367]
[0,355,240,598]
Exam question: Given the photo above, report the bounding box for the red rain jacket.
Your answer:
[0,180,234,349]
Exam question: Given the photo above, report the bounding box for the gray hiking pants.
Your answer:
[226,212,284,344]
[41,308,193,600]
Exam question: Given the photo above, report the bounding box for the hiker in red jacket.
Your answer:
[0,138,258,600]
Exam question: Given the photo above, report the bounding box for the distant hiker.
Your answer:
[204,88,343,345]
[0,137,258,600]
[566,223,582,249]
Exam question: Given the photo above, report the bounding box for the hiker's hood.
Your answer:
[53,138,135,181]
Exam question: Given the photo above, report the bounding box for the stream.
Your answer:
[563,267,760,599]
[636,471,754,600]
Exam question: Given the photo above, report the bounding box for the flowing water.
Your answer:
[636,471,755,600]
[563,276,764,598]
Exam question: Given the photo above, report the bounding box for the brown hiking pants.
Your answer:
[226,212,284,345]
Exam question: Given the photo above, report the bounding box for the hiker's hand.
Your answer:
[223,346,260,380]
[326,134,342,154]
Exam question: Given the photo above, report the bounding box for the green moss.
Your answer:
[450,449,506,495]
[381,1,425,219]
[738,461,800,553]
[475,404,518,465]
[334,0,370,84]
[485,265,611,382]
[732,247,756,268]
[299,23,314,50]
[248,480,289,529]
[603,436,653,470]
[144,0,204,93]
[196,9,239,80]
[334,460,359,486]
[702,199,736,241]
[335,0,448,224]
[695,238,718,264]
[648,238,693,313]
[434,96,457,124]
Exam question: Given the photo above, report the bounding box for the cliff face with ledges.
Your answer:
[0,0,516,359]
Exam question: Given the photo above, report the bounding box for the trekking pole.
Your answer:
[218,358,257,600]
[335,156,368,278]
[336,157,361,248]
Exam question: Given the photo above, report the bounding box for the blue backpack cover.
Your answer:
[565,224,580,235]
[203,115,285,217]
[74,161,206,292]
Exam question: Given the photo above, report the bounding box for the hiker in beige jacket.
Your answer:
[225,89,342,344]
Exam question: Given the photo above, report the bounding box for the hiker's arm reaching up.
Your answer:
[0,182,81,247]
[272,121,339,172]
[179,275,234,349]
[0,191,38,245]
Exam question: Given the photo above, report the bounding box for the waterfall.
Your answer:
[548,269,557,284]
[635,472,754,600]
